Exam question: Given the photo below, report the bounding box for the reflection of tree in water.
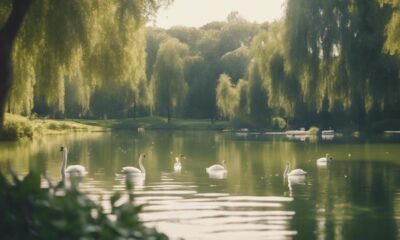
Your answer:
[289,161,399,240]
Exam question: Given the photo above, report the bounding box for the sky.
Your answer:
[150,0,286,29]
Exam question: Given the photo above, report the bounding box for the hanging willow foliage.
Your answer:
[1,0,170,117]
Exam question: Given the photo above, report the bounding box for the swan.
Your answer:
[121,153,146,176]
[206,160,227,179]
[206,160,227,173]
[284,162,307,177]
[60,146,87,176]
[316,153,332,165]
[174,154,184,172]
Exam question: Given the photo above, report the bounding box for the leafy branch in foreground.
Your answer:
[0,170,168,240]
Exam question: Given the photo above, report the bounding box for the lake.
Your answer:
[1,131,400,240]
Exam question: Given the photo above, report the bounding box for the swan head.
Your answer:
[176,154,185,162]
[325,153,333,160]
[139,153,146,160]
[284,162,290,174]
[60,146,68,153]
[222,160,227,167]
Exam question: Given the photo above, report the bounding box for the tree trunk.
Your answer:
[167,106,170,123]
[133,103,137,119]
[0,0,33,125]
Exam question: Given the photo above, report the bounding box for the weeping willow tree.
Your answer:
[247,0,400,129]
[216,73,239,120]
[0,0,33,124]
[0,0,170,122]
[247,60,269,121]
[381,0,400,55]
[151,38,189,122]
[284,0,399,128]
[250,21,296,117]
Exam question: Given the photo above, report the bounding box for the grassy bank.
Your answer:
[75,117,230,131]
[0,114,231,141]
[0,114,105,141]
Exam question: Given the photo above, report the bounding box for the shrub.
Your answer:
[0,170,168,240]
[308,126,319,135]
[0,114,34,140]
[272,117,287,130]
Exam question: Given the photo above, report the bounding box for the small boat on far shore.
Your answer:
[322,130,335,135]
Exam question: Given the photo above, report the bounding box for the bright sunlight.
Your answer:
[152,0,285,28]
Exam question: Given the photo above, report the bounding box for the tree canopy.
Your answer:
[2,3,400,131]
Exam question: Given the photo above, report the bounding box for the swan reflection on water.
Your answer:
[174,154,185,173]
[283,162,308,196]
[207,170,228,179]
[115,173,145,188]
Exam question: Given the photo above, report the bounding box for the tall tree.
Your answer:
[151,38,189,122]
[0,0,33,124]
[216,73,239,120]
[1,0,170,122]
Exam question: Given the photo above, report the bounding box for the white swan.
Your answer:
[206,160,227,179]
[284,162,307,177]
[316,153,332,165]
[121,153,146,176]
[60,146,87,176]
[174,154,184,172]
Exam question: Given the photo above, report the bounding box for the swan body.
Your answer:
[206,161,227,173]
[206,160,227,179]
[316,153,332,165]
[121,153,146,176]
[65,165,87,174]
[174,154,184,172]
[287,169,308,176]
[284,162,307,177]
[60,146,87,176]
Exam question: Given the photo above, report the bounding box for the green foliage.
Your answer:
[244,1,400,130]
[151,38,189,121]
[0,170,168,240]
[281,0,400,128]
[76,117,229,130]
[0,114,104,141]
[380,0,400,54]
[216,74,239,120]
[2,0,166,118]
[272,117,286,130]
[308,126,320,135]
[0,114,34,140]
[3,2,400,132]
[247,61,270,121]
[149,14,260,120]
[221,46,250,82]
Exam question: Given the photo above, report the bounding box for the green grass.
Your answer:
[0,114,105,141]
[1,115,230,141]
[0,114,34,141]
[75,117,230,131]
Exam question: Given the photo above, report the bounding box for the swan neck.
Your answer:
[139,157,145,173]
[61,150,68,174]
[284,165,289,176]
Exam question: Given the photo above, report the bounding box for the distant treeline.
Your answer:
[2,0,400,131]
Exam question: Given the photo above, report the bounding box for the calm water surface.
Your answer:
[1,131,400,240]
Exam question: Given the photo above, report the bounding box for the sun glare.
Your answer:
[151,0,286,29]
